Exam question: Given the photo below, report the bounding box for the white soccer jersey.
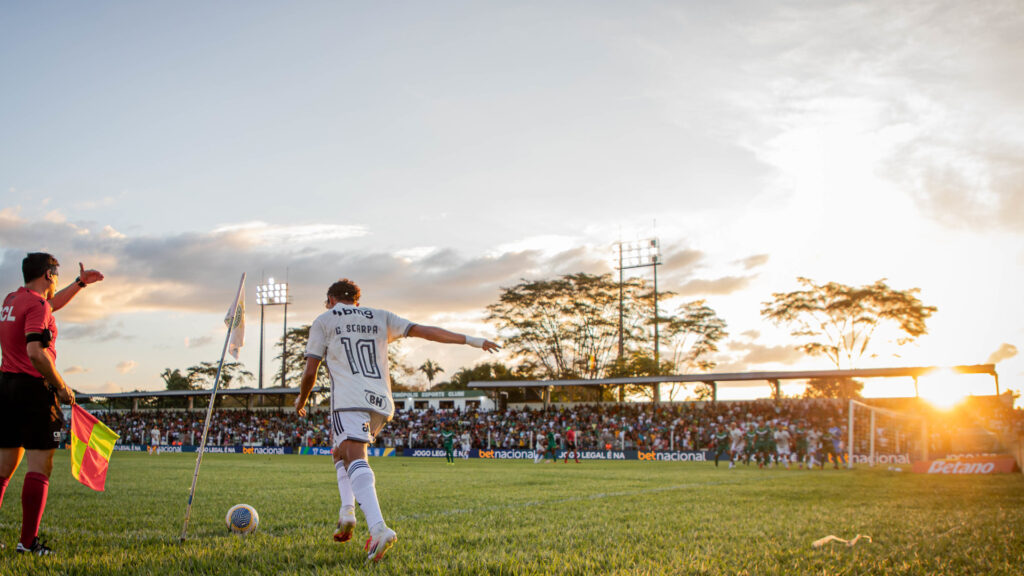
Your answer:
[305,303,414,418]
[774,429,791,454]
[729,427,745,451]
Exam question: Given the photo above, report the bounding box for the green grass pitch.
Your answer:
[1,453,1022,575]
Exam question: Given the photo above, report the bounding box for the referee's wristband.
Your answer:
[465,336,486,348]
[76,277,87,288]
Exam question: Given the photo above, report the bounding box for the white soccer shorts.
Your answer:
[330,410,388,448]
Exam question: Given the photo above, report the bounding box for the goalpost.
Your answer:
[847,399,929,469]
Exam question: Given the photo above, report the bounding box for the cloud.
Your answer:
[729,342,804,366]
[81,381,122,394]
[116,360,137,374]
[677,275,754,296]
[211,221,368,246]
[59,321,133,342]
[64,365,89,374]
[0,209,628,324]
[731,1,1024,231]
[0,208,744,328]
[714,333,805,372]
[660,248,704,273]
[185,336,214,349]
[987,343,1018,364]
[736,254,770,270]
[101,225,126,239]
[491,235,582,258]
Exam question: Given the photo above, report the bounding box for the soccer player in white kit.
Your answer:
[774,424,792,469]
[149,426,161,455]
[294,279,499,563]
[728,423,745,469]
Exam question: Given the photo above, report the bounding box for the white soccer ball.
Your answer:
[226,504,260,535]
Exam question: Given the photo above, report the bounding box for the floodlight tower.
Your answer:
[256,277,290,389]
[615,238,663,401]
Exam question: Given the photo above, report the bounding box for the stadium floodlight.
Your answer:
[614,238,662,399]
[256,277,290,390]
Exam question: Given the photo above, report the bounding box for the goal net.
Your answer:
[847,399,928,468]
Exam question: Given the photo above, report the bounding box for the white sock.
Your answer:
[335,460,355,510]
[347,459,385,531]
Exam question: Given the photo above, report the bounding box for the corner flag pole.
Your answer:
[180,273,246,542]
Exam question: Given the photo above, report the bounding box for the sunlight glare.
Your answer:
[919,369,970,410]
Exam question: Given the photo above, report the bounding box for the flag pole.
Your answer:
[180,272,245,542]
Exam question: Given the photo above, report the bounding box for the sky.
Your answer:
[2,1,1022,405]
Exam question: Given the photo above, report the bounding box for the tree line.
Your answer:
[159,273,936,401]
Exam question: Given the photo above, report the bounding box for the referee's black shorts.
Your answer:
[0,372,65,450]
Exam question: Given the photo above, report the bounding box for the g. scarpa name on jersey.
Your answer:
[336,325,380,335]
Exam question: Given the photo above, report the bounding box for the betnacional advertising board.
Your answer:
[401,448,714,461]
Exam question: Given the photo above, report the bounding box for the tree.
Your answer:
[761,277,937,369]
[486,273,653,379]
[186,361,253,389]
[418,359,444,388]
[272,325,329,388]
[604,352,673,401]
[443,361,530,391]
[803,377,864,399]
[161,368,193,391]
[159,367,193,408]
[387,341,417,391]
[662,300,728,400]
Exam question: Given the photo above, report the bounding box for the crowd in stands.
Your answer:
[94,396,1024,459]
[383,398,848,453]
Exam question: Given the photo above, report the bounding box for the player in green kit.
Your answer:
[442,428,455,465]
[712,425,730,467]
[743,425,757,466]
[546,429,558,463]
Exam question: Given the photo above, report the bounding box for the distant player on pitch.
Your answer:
[442,427,455,465]
[533,433,546,464]
[728,422,744,469]
[563,428,579,464]
[294,279,499,563]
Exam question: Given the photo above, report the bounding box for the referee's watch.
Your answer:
[76,277,87,288]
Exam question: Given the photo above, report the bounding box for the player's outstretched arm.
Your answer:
[407,325,500,353]
[50,262,104,312]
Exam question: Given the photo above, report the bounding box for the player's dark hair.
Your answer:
[327,278,361,304]
[23,252,59,283]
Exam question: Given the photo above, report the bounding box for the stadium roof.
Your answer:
[469,364,1000,395]
[75,386,327,400]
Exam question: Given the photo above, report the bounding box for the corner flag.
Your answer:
[224,276,246,359]
[181,272,246,541]
[70,405,120,491]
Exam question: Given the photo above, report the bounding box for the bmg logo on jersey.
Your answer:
[364,391,387,410]
[332,308,374,319]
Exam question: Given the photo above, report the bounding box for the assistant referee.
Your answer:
[0,253,103,555]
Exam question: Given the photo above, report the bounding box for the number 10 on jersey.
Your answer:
[340,337,382,379]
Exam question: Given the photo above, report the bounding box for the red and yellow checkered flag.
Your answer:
[70,405,120,491]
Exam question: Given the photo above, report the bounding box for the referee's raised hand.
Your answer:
[78,262,104,286]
